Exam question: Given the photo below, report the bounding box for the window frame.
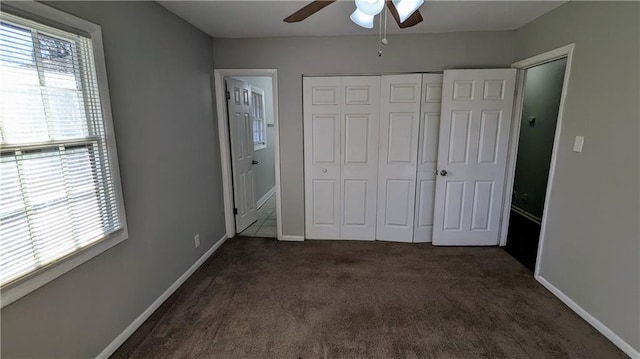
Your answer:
[250,85,267,151]
[0,1,128,308]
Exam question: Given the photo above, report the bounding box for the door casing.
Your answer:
[213,69,285,240]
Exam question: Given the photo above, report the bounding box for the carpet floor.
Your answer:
[112,237,626,358]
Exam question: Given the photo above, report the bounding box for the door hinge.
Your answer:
[233,207,238,215]
[225,91,231,100]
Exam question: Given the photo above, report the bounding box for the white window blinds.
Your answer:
[251,91,265,148]
[0,12,122,287]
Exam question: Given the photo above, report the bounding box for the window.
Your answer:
[0,3,126,307]
[251,86,266,151]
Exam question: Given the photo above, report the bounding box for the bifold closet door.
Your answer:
[413,74,443,243]
[340,76,380,240]
[376,74,422,242]
[304,77,341,239]
[304,76,381,240]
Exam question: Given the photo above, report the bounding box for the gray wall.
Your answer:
[1,2,224,357]
[236,76,276,202]
[515,1,639,352]
[512,58,567,218]
[213,32,515,236]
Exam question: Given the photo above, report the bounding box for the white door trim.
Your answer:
[213,69,283,241]
[499,44,574,272]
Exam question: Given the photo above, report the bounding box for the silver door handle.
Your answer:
[322,168,328,173]
[440,170,448,176]
[252,160,259,165]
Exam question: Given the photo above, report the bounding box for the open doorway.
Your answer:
[503,50,571,271]
[213,69,282,240]
[229,76,277,238]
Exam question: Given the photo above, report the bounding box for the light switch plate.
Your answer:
[573,136,585,152]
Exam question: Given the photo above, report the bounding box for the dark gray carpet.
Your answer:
[112,237,626,358]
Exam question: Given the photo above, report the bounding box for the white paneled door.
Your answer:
[226,78,258,233]
[340,76,381,240]
[432,69,516,245]
[376,74,422,242]
[303,76,380,240]
[413,74,443,243]
[304,77,342,239]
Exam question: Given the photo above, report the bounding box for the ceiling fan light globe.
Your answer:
[355,0,385,15]
[350,9,375,28]
[392,0,424,22]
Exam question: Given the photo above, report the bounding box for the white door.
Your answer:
[226,78,258,233]
[303,77,341,239]
[432,69,516,245]
[413,74,443,243]
[376,74,422,242]
[340,76,380,240]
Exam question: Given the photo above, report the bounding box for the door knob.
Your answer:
[322,168,328,173]
[252,160,259,165]
[440,170,448,176]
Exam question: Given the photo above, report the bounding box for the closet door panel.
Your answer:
[304,77,341,239]
[340,76,380,240]
[414,74,444,242]
[376,74,422,242]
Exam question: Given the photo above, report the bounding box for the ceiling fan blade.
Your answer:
[386,1,424,28]
[283,0,337,23]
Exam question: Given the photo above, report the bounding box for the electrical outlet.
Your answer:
[194,233,200,248]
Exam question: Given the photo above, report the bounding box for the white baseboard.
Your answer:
[281,235,304,242]
[536,275,639,358]
[96,234,228,359]
[257,186,276,209]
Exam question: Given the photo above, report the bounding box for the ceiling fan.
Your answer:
[284,0,424,29]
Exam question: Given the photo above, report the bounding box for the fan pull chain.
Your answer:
[378,10,383,56]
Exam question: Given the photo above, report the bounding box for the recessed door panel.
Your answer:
[478,110,502,164]
[443,181,465,231]
[416,179,436,228]
[384,179,412,226]
[312,179,337,225]
[343,180,367,226]
[471,181,494,230]
[387,113,415,164]
[344,114,369,164]
[312,115,337,164]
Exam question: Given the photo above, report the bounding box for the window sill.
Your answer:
[0,229,128,308]
[254,144,267,151]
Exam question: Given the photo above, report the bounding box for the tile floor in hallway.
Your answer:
[239,194,277,238]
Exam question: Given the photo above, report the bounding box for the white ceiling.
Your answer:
[158,1,566,38]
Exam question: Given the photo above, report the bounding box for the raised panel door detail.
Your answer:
[453,80,475,101]
[312,86,338,105]
[424,84,443,103]
[387,113,415,164]
[448,111,471,164]
[343,180,368,226]
[312,115,337,164]
[313,180,337,225]
[416,179,436,228]
[345,86,371,105]
[443,181,465,231]
[478,110,502,164]
[384,179,412,226]
[471,181,494,230]
[483,80,505,100]
[421,113,440,165]
[344,114,369,164]
[389,84,418,103]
